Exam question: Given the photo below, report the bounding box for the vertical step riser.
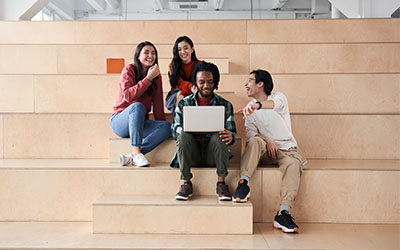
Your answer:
[93,200,253,234]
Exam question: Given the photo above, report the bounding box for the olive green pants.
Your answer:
[177,132,229,181]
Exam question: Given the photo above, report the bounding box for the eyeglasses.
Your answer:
[247,78,256,83]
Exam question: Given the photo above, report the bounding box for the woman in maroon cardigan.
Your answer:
[111,41,171,167]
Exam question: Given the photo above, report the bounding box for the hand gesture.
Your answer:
[190,84,197,94]
[176,91,184,105]
[219,129,233,145]
[147,64,160,80]
[238,103,259,119]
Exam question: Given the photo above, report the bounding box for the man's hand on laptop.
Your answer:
[219,129,233,145]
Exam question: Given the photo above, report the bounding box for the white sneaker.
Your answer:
[132,153,150,167]
[119,154,132,166]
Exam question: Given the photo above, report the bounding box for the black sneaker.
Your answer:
[216,182,232,201]
[273,210,299,233]
[233,179,251,202]
[175,183,193,200]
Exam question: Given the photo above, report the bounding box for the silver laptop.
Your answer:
[183,106,225,132]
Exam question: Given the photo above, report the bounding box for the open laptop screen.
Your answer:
[183,106,225,132]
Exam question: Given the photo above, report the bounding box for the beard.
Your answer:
[198,89,213,98]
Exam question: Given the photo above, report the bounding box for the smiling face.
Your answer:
[177,41,193,64]
[196,71,215,98]
[138,45,156,69]
[244,73,260,98]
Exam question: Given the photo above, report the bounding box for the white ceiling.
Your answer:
[37,0,399,20]
[42,0,332,20]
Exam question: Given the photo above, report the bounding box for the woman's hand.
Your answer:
[147,64,160,80]
[191,84,197,93]
[176,91,184,105]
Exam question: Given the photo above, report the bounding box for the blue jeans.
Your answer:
[110,102,171,155]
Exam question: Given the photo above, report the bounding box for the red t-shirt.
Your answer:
[196,94,211,106]
[168,60,201,97]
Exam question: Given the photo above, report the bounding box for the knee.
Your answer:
[160,121,171,134]
[209,133,228,150]
[246,136,264,148]
[177,132,195,146]
[160,120,171,129]
[285,160,302,176]
[127,102,145,114]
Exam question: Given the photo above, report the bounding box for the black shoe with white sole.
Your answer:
[216,182,232,201]
[232,179,251,202]
[175,182,193,200]
[273,210,299,233]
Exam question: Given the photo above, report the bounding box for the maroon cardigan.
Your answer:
[113,64,166,121]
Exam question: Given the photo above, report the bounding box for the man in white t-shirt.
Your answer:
[233,69,306,233]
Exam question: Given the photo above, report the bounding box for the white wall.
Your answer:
[368,0,399,17]
[0,0,40,20]
[329,0,400,18]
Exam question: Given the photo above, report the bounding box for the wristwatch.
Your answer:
[256,101,262,110]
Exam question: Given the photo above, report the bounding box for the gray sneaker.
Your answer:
[216,182,232,201]
[175,183,193,200]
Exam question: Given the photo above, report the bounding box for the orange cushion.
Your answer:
[106,58,125,74]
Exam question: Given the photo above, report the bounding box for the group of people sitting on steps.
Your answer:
[111,36,307,233]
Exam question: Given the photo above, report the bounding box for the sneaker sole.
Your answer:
[133,162,150,167]
[273,221,299,233]
[175,194,193,200]
[217,195,232,201]
[233,191,251,203]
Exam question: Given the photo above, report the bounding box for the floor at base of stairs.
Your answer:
[0,222,398,250]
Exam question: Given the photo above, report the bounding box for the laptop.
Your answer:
[183,106,225,132]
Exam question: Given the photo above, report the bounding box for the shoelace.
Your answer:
[136,155,144,161]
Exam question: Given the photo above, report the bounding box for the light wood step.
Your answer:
[0,19,398,44]
[1,73,399,114]
[109,137,242,164]
[1,113,399,159]
[93,195,252,234]
[0,159,398,224]
[158,57,229,74]
[1,43,398,75]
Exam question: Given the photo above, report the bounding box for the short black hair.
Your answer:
[192,61,220,90]
[250,69,273,95]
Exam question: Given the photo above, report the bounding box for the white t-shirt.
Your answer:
[245,92,297,150]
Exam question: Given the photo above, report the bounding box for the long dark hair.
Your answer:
[169,36,198,89]
[133,41,158,95]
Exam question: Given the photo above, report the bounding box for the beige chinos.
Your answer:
[240,136,305,206]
